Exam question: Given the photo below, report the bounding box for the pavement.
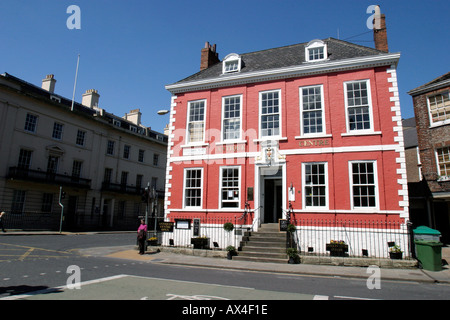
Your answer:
[94,245,450,285]
[3,230,450,284]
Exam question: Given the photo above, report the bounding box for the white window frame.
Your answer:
[52,122,64,140]
[183,168,203,209]
[343,79,374,134]
[427,91,450,127]
[302,162,328,210]
[24,113,38,133]
[299,85,326,137]
[259,89,282,139]
[186,99,207,145]
[222,53,242,74]
[18,148,33,169]
[435,147,450,180]
[76,129,86,146]
[219,166,241,209]
[349,160,379,210]
[221,95,242,142]
[305,40,328,62]
[72,160,83,178]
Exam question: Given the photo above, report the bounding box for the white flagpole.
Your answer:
[71,54,80,111]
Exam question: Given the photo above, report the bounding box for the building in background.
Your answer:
[408,72,450,243]
[162,12,411,258]
[0,73,167,231]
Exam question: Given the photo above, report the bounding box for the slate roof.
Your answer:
[173,38,390,85]
[408,71,450,96]
[402,117,418,149]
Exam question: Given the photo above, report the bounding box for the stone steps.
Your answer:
[236,223,288,264]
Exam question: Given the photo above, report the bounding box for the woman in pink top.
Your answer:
[137,219,147,255]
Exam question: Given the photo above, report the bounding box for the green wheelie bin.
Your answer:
[413,226,443,272]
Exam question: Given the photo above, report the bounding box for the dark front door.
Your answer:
[264,178,282,223]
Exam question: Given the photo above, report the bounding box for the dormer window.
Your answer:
[223,53,242,74]
[305,40,327,62]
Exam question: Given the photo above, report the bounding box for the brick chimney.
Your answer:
[373,9,388,52]
[82,89,100,108]
[200,42,220,71]
[42,74,56,93]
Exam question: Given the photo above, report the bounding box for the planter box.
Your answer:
[147,240,158,246]
[191,238,210,250]
[389,251,403,260]
[326,243,348,257]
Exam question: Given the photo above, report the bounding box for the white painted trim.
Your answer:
[167,144,400,163]
[221,94,243,142]
[218,165,242,209]
[186,99,207,145]
[259,89,282,139]
[305,39,328,62]
[348,160,379,211]
[343,79,375,134]
[182,167,204,210]
[222,53,242,74]
[166,53,401,94]
[302,162,329,210]
[299,84,326,137]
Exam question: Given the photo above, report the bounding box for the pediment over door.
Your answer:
[46,145,65,156]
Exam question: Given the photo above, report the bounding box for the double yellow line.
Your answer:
[0,243,75,261]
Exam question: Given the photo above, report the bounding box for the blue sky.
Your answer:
[1,0,449,133]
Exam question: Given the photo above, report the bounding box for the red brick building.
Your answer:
[408,72,450,243]
[162,18,410,258]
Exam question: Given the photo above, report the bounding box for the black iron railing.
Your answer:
[8,167,91,188]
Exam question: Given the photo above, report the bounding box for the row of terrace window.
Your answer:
[186,80,376,145]
[183,161,378,210]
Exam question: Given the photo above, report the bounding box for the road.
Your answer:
[1,233,449,303]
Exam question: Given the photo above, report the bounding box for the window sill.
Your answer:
[295,134,332,139]
[341,131,382,137]
[181,143,209,148]
[429,120,450,129]
[253,137,288,143]
[216,140,247,145]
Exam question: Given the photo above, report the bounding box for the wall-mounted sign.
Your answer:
[299,139,330,147]
[183,147,207,156]
[279,219,288,232]
[175,219,191,230]
[193,218,200,236]
[157,221,174,232]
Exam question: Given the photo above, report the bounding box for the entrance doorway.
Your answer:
[263,178,282,223]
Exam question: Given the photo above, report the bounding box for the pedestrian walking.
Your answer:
[137,219,147,255]
[0,211,6,232]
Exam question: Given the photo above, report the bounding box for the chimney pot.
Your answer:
[200,42,220,71]
[123,109,142,126]
[42,74,57,93]
[82,89,100,108]
[373,12,389,52]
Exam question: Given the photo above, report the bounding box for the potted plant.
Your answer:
[191,235,210,249]
[287,224,296,233]
[223,222,234,232]
[286,248,300,264]
[326,240,348,257]
[226,245,237,260]
[287,224,296,248]
[147,236,158,246]
[389,245,403,260]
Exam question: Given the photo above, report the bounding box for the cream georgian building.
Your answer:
[0,73,167,231]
